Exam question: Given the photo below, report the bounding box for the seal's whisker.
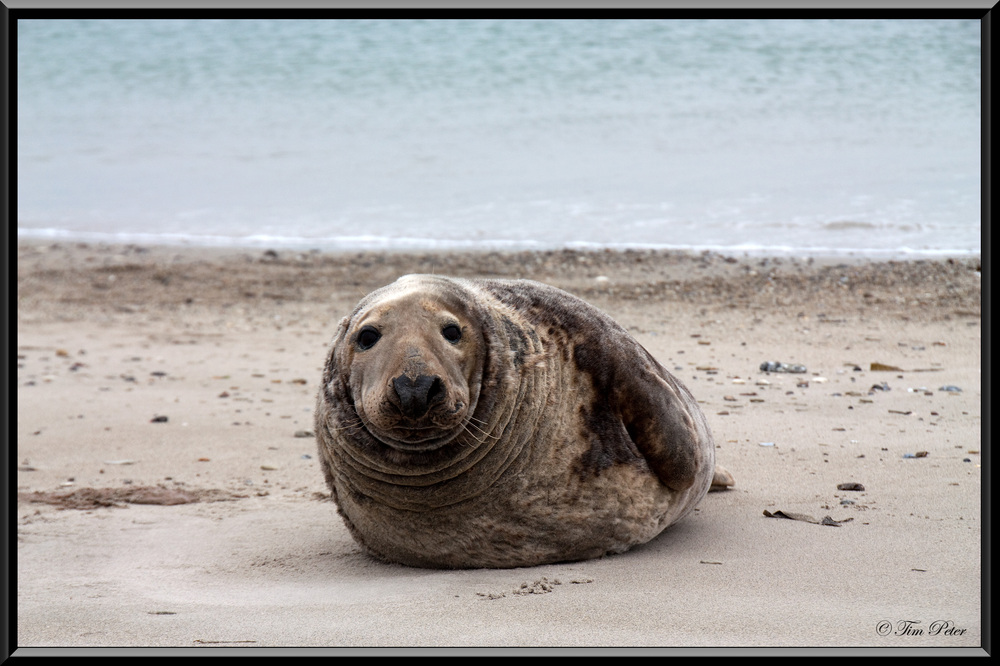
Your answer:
[466,415,498,432]
[326,414,366,432]
[457,423,490,447]
[330,413,371,435]
[454,429,476,447]
[463,418,502,441]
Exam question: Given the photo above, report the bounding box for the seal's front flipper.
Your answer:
[709,465,735,491]
[614,361,716,494]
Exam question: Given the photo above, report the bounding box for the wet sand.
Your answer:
[15,241,983,652]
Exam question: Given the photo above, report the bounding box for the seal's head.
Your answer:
[336,275,487,452]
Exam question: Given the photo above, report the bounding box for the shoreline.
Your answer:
[16,230,982,262]
[16,240,983,649]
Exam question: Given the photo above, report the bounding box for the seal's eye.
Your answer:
[356,326,381,350]
[441,324,462,343]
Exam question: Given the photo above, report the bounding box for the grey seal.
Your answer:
[316,274,732,569]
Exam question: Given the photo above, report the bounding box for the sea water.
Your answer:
[17,19,982,256]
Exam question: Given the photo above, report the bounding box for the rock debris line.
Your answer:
[16,243,981,324]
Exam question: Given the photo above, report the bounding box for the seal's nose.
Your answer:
[392,374,444,418]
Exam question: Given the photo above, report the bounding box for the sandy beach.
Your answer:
[14,241,984,653]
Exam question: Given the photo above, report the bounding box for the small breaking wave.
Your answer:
[17,226,979,259]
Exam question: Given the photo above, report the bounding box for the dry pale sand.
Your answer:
[14,241,984,654]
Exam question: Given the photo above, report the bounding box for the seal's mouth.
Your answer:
[371,423,466,451]
[360,394,472,451]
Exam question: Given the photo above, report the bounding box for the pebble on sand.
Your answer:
[760,361,807,373]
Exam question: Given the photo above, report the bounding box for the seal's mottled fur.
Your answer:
[316,275,722,569]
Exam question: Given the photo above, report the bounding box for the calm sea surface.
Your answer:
[17,19,982,256]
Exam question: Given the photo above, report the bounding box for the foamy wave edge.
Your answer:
[17,228,980,259]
